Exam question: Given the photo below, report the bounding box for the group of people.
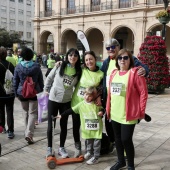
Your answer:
[0,38,149,170]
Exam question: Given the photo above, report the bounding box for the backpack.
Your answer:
[0,62,14,94]
[22,76,37,98]
[100,133,110,155]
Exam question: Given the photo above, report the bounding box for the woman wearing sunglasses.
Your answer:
[101,38,149,153]
[106,49,148,170]
[44,48,82,158]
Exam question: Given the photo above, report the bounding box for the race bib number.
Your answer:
[111,83,123,95]
[63,75,74,87]
[77,86,86,98]
[85,119,99,130]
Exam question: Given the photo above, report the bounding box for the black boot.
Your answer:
[110,161,126,170]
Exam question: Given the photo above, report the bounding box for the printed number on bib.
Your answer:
[77,86,86,98]
[85,119,99,130]
[63,75,73,87]
[111,83,123,95]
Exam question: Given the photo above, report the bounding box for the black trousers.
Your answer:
[47,100,70,148]
[0,97,15,132]
[112,120,135,167]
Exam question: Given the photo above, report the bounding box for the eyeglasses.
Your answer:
[117,56,129,60]
[106,45,116,51]
[69,54,78,57]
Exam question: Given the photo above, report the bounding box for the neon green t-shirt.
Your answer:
[63,65,76,89]
[6,56,17,67]
[106,59,116,88]
[12,54,18,64]
[47,59,56,68]
[71,68,104,107]
[72,100,103,139]
[110,71,137,124]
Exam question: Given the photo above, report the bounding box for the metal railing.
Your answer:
[39,1,164,18]
[40,10,56,17]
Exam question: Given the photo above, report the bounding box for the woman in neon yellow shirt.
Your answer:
[106,49,148,170]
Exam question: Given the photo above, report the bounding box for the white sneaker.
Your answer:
[74,149,82,158]
[86,156,99,165]
[84,152,92,160]
[58,147,69,158]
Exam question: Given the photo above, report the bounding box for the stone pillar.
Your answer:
[34,24,40,53]
[34,0,40,18]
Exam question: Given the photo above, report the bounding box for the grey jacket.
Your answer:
[44,66,78,103]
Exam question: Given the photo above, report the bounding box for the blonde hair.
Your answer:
[85,86,97,97]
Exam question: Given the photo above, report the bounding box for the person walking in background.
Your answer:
[45,54,56,77]
[17,48,23,64]
[13,47,44,144]
[101,38,149,153]
[58,86,104,165]
[12,50,18,64]
[0,47,15,138]
[71,51,104,158]
[106,49,148,170]
[42,53,48,67]
[44,48,82,158]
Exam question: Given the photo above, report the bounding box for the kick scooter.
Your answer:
[46,116,84,169]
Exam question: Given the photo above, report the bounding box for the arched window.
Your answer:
[119,0,131,8]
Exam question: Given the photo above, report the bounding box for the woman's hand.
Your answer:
[95,96,102,106]
[55,61,62,67]
[57,115,62,119]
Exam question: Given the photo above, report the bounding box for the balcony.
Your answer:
[40,10,55,17]
[39,1,164,18]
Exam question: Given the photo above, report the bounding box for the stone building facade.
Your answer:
[33,0,170,59]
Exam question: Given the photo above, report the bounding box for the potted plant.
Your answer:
[156,9,170,24]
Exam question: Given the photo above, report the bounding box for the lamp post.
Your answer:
[162,0,170,40]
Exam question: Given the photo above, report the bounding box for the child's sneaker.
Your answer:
[84,152,92,160]
[86,156,99,165]
[58,147,68,158]
[46,147,53,158]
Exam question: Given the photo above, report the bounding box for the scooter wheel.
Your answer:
[47,160,56,169]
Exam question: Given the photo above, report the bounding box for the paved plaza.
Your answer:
[0,68,170,170]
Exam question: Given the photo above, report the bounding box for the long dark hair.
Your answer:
[59,48,82,80]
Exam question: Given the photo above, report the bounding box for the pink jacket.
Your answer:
[106,67,148,121]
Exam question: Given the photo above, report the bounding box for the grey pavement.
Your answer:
[0,67,170,170]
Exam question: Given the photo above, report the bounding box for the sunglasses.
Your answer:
[69,54,78,57]
[106,45,116,51]
[117,56,129,60]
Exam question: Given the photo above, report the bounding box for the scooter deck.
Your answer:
[46,155,84,165]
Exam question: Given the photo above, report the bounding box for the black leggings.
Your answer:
[72,113,81,143]
[47,100,70,147]
[112,120,135,167]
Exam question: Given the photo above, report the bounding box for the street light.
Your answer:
[162,0,170,40]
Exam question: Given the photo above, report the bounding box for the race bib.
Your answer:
[111,83,123,95]
[85,119,99,130]
[77,86,86,98]
[63,75,74,87]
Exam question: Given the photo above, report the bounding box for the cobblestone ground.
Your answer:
[0,67,170,170]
